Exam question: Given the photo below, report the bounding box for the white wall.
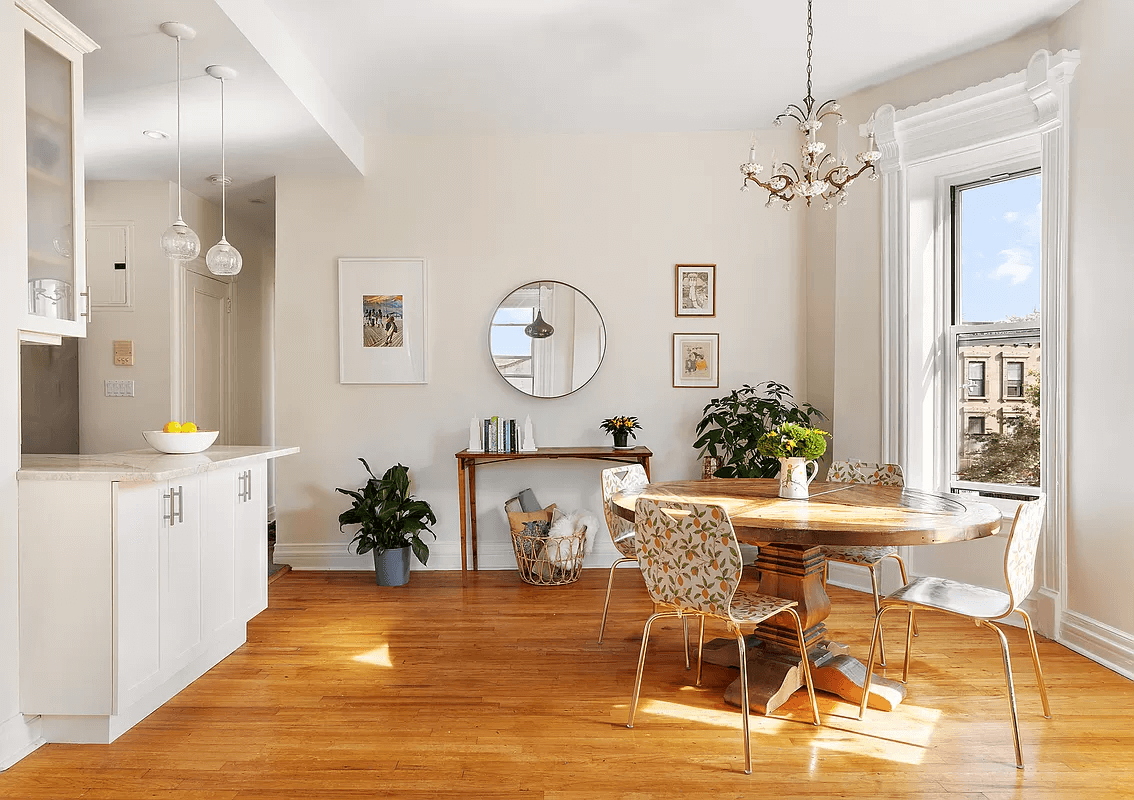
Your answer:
[81,181,272,453]
[273,130,808,570]
[815,0,1134,665]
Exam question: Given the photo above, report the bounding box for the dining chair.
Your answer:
[857,495,1050,769]
[598,465,690,667]
[626,497,820,774]
[823,459,916,666]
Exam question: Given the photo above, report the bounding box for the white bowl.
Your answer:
[142,429,219,454]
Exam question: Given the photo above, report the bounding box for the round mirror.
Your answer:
[489,281,606,398]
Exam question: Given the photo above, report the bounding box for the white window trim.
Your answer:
[875,49,1077,640]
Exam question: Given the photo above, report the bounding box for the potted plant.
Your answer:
[336,459,437,586]
[693,381,826,478]
[600,416,642,449]
[757,422,830,499]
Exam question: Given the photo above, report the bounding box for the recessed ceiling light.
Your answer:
[142,129,170,140]
[248,198,267,205]
[207,173,232,186]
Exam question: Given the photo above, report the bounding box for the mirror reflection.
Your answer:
[490,281,606,398]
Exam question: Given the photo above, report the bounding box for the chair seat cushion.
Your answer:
[883,576,1012,620]
[821,545,897,565]
[729,588,797,625]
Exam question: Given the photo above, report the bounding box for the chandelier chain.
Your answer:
[805,0,814,108]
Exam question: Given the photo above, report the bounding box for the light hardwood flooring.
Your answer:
[2,569,1132,799]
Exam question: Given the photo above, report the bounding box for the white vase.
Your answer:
[778,456,818,500]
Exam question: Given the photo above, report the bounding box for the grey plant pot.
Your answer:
[373,545,412,586]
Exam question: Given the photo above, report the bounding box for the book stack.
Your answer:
[481,416,520,453]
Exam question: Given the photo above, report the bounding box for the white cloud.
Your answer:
[991,248,1034,285]
[1003,211,1019,222]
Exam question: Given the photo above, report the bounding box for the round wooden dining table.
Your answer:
[612,478,1002,715]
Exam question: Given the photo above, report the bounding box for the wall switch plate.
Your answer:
[105,380,134,397]
[113,340,134,366]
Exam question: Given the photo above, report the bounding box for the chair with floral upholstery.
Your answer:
[598,466,690,665]
[823,459,916,666]
[858,495,1050,769]
[626,497,820,774]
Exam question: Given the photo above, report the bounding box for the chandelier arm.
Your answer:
[776,104,809,125]
[816,153,836,172]
[744,175,796,202]
[825,162,875,191]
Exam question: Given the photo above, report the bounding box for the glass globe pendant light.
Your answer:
[205,65,242,276]
[158,23,201,260]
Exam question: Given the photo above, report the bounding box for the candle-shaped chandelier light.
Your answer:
[205,65,242,276]
[158,22,201,260]
[739,0,880,210]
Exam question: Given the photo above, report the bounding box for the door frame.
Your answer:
[172,258,236,443]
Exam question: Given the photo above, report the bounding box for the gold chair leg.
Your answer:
[597,557,635,644]
[902,607,916,684]
[683,615,691,670]
[979,620,1025,769]
[783,607,820,727]
[1017,609,1052,718]
[696,616,706,687]
[858,605,899,720]
[869,565,888,667]
[888,553,920,637]
[735,629,752,774]
[627,611,681,729]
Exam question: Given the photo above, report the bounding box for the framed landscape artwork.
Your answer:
[675,264,715,317]
[338,257,428,384]
[672,333,719,388]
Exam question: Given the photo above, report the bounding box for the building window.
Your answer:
[490,307,535,394]
[966,360,986,398]
[1005,361,1024,398]
[950,169,1042,492]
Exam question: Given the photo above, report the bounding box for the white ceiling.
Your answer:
[52,0,1081,231]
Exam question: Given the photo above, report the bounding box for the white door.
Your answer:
[115,482,162,712]
[202,469,236,638]
[235,462,268,620]
[159,476,203,667]
[182,268,232,443]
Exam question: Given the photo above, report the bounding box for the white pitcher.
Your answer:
[778,456,818,500]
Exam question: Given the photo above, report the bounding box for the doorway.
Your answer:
[181,265,233,444]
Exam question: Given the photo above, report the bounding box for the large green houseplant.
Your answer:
[693,381,827,478]
[336,459,436,586]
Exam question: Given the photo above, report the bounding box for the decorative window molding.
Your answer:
[875,49,1078,640]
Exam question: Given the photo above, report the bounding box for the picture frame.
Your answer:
[338,257,428,384]
[675,264,716,317]
[672,333,719,388]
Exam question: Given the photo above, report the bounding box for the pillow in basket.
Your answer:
[506,504,556,534]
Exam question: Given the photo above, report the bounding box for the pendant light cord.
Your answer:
[175,34,184,221]
[219,77,226,240]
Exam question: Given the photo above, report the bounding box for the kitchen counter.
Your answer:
[19,445,300,482]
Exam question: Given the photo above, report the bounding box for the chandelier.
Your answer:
[740,0,880,210]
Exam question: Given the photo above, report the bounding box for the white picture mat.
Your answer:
[672,333,719,388]
[338,258,428,384]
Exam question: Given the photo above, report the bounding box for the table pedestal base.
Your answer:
[701,541,906,714]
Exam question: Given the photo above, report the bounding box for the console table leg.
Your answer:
[468,463,479,571]
[641,456,651,482]
[457,459,469,573]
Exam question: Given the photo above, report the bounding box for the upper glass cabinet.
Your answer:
[20,6,97,339]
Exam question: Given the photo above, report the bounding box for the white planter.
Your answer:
[778,456,818,499]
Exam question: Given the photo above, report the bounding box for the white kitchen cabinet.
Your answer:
[18,447,296,744]
[17,0,98,339]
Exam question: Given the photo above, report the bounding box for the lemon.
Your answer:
[181,421,198,433]
[163,421,182,433]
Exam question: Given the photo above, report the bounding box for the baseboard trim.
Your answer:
[0,712,43,772]
[1058,609,1134,681]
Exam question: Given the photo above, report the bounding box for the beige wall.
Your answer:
[815,0,1134,638]
[273,129,809,570]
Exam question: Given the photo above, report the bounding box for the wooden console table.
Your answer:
[455,446,652,571]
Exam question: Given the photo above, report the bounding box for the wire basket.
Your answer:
[510,524,588,586]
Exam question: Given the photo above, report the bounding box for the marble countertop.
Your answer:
[19,445,300,482]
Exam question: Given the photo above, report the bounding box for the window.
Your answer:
[966,360,986,398]
[490,307,535,394]
[1005,361,1024,398]
[950,169,1042,492]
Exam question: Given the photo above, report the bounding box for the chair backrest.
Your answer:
[827,459,905,487]
[600,464,648,544]
[1002,495,1047,611]
[633,498,743,619]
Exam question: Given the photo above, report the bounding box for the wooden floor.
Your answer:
[3,569,1133,799]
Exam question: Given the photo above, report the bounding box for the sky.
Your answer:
[958,173,1042,324]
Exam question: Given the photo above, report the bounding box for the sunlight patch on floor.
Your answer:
[353,643,393,667]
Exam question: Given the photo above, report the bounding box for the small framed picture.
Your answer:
[675,264,715,317]
[672,333,719,388]
[338,257,428,384]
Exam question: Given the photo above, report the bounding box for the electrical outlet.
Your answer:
[105,380,135,397]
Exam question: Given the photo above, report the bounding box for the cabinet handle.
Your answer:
[175,486,184,524]
[163,491,174,526]
[243,470,253,502]
[80,284,91,321]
